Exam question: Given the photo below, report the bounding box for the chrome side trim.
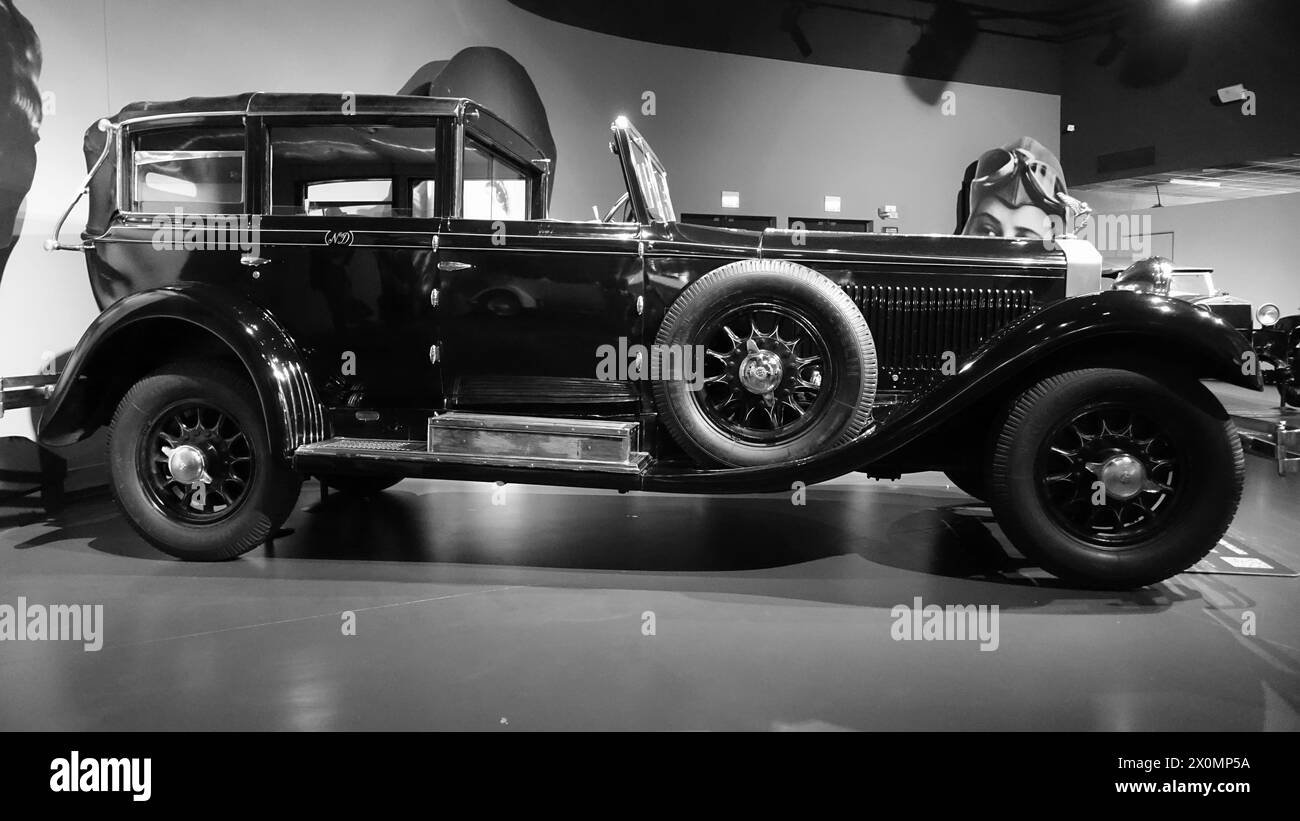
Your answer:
[771,256,1061,274]
[270,355,327,456]
[115,110,245,127]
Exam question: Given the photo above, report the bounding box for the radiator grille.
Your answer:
[843,285,1037,392]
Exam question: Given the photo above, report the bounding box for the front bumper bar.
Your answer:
[0,374,58,418]
[1236,415,1300,476]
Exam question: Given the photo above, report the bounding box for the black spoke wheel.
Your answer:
[1038,405,1181,548]
[109,360,303,561]
[651,260,877,467]
[139,401,255,524]
[989,368,1243,589]
[695,303,832,443]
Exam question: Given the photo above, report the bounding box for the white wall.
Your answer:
[0,0,1060,445]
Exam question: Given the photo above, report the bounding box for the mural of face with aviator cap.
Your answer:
[962,137,1072,242]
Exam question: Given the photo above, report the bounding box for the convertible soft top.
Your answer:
[79,92,545,236]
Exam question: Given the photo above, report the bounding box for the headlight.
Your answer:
[1112,257,1174,296]
[1258,303,1281,327]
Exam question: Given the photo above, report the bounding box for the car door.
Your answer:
[249,115,445,422]
[435,136,643,414]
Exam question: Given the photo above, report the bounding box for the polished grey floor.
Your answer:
[0,460,1296,731]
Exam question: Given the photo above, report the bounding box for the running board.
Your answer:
[295,412,650,475]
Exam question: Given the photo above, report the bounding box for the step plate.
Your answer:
[428,412,642,468]
[297,436,650,475]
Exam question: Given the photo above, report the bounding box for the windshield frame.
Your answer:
[1168,269,1217,299]
[610,118,675,225]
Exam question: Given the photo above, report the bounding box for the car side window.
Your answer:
[302,179,393,217]
[462,139,531,220]
[267,124,439,218]
[130,126,245,214]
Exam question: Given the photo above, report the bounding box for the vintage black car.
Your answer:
[1254,303,1300,408]
[30,92,1262,589]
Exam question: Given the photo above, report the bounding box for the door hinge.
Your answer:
[429,344,440,365]
[430,288,440,307]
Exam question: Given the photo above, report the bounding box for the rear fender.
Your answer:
[38,285,326,461]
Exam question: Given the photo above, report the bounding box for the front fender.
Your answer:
[644,290,1260,493]
[38,285,326,460]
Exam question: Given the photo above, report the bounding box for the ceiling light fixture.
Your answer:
[1169,178,1222,187]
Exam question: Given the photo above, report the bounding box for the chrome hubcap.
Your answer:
[141,402,254,523]
[1090,453,1147,501]
[166,444,208,485]
[1039,405,1181,548]
[737,346,785,394]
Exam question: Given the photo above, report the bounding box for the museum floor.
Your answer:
[1,459,1296,731]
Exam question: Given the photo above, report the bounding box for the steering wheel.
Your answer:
[602,192,630,223]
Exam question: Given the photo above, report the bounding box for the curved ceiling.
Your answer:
[509,0,1126,95]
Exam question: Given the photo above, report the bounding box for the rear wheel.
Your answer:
[652,260,877,467]
[108,361,302,561]
[988,368,1243,589]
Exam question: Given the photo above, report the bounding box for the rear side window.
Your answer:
[462,140,531,220]
[302,178,393,217]
[130,126,245,214]
[268,124,440,218]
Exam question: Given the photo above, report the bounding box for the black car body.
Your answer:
[30,92,1262,588]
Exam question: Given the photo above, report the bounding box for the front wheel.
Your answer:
[108,360,303,561]
[988,368,1243,589]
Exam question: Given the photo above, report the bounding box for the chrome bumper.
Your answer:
[0,374,58,418]
[1236,417,1300,476]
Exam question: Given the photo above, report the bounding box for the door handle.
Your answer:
[437,261,473,272]
[240,254,271,267]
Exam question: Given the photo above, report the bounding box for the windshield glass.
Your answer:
[625,128,675,223]
[1169,272,1214,298]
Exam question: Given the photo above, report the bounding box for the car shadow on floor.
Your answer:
[2,480,1196,613]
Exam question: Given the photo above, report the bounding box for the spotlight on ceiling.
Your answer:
[781,2,813,58]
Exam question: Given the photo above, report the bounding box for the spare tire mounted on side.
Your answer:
[651,260,877,467]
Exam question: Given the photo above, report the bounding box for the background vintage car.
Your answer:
[1169,267,1254,335]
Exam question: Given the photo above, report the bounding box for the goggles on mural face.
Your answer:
[970,147,1069,216]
